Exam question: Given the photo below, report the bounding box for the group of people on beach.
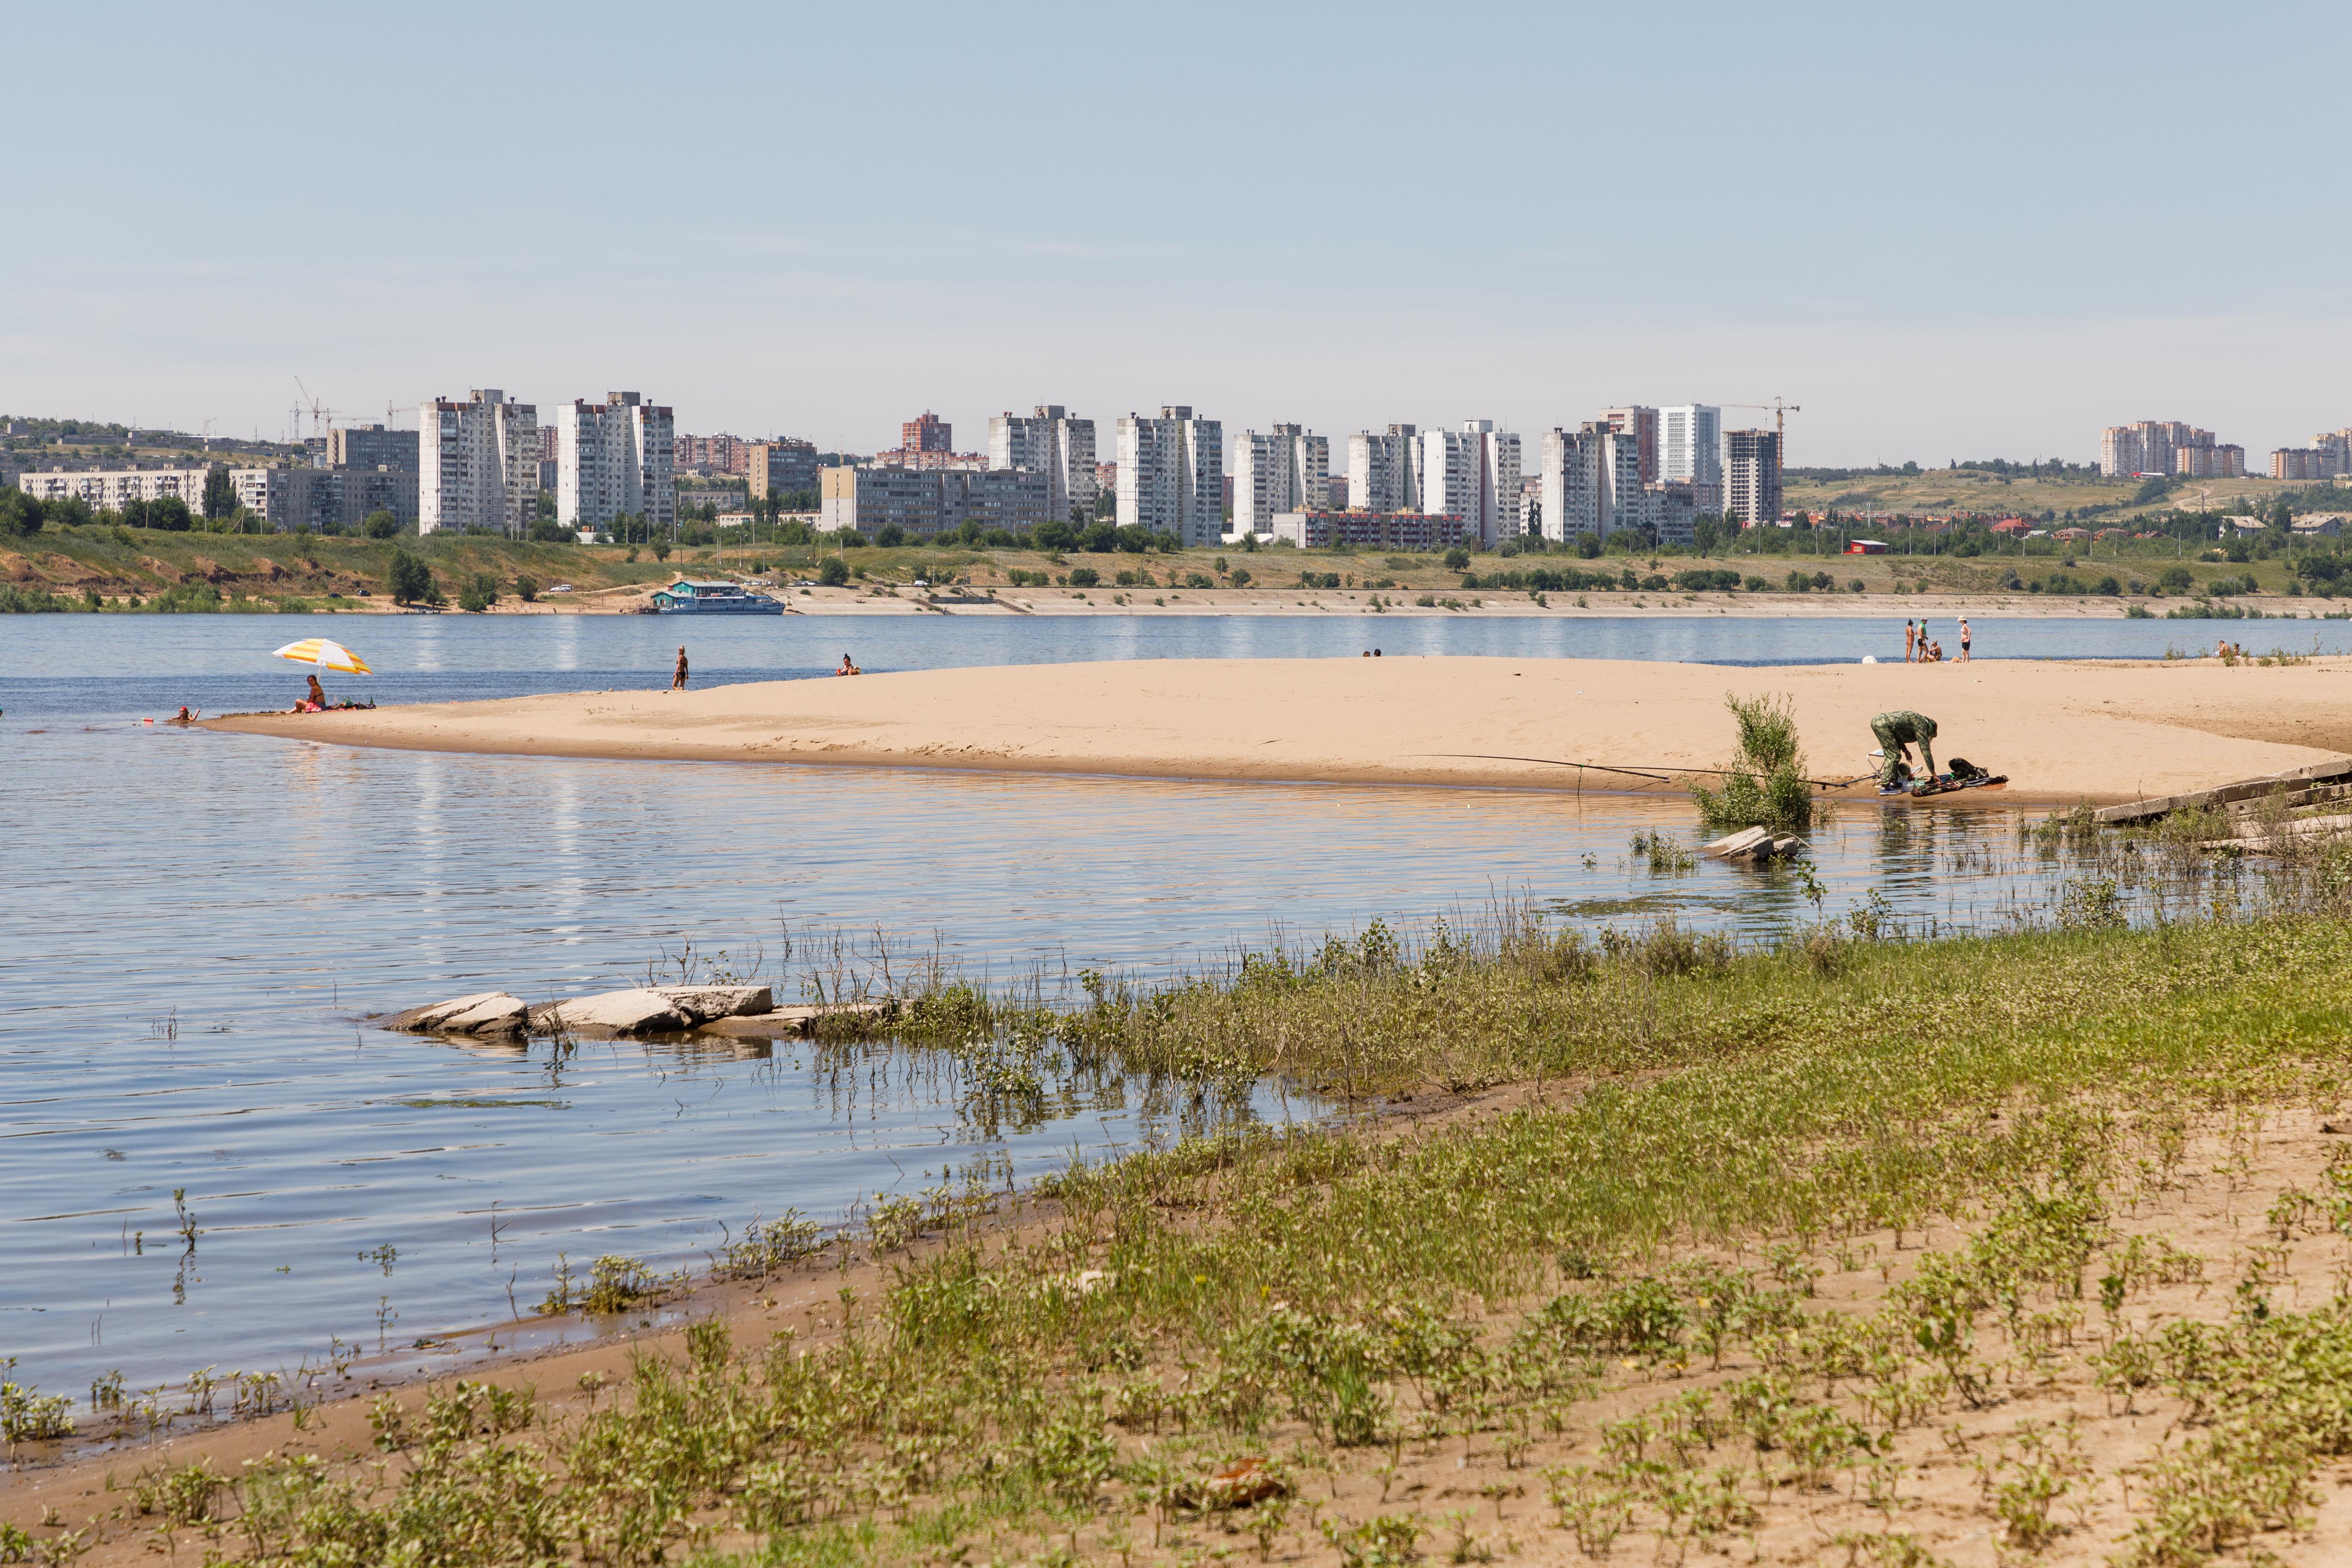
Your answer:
[1904,618,1970,664]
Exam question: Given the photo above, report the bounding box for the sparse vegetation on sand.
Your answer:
[24,877,2352,1564]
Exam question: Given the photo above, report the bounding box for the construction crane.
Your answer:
[1727,398,1802,449]
[293,377,337,443]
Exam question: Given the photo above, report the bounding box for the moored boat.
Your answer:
[650,578,786,614]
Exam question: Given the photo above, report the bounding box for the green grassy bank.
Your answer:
[31,900,2352,1567]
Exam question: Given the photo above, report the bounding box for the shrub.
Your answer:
[1690,692,1813,835]
[1065,566,1099,587]
[1443,546,1470,569]
[514,575,537,603]
[1230,568,1251,586]
[386,547,433,605]
[652,539,671,561]
[363,510,401,539]
[1743,575,1770,592]
[876,523,906,547]
[1673,569,1741,592]
[817,557,850,587]
[459,572,498,613]
[2160,564,2194,593]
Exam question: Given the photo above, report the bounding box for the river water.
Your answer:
[0,611,2268,1409]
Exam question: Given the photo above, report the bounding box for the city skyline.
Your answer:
[8,3,2352,464]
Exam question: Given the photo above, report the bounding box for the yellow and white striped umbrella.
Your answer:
[272,638,373,675]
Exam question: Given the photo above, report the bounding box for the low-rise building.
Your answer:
[1268,510,1466,550]
[818,466,1052,538]
[2293,513,2346,537]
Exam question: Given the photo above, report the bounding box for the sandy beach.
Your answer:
[209,655,2352,804]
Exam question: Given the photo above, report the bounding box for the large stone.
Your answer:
[1702,826,1773,859]
[543,988,693,1036]
[652,985,774,1023]
[385,991,524,1034]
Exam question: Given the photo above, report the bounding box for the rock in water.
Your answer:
[541,989,692,1036]
[385,992,528,1036]
[652,985,774,1022]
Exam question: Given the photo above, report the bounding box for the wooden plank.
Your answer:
[2095,756,2352,824]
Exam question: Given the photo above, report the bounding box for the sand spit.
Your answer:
[205,655,2352,805]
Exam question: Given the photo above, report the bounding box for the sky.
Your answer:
[6,0,2352,466]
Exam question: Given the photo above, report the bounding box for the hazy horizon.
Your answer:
[8,1,2350,467]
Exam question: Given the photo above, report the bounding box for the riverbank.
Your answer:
[13,914,2352,1567]
[207,653,2352,804]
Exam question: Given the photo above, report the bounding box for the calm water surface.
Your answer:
[0,614,2209,1403]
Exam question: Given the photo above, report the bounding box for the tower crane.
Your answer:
[1726,398,1802,448]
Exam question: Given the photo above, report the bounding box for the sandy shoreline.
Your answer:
[207,655,2352,805]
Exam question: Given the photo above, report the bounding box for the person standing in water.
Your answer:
[1959,618,1971,662]
[672,647,689,690]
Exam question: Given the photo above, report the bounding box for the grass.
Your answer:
[24,874,2352,1563]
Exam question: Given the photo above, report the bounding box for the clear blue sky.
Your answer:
[7,1,2350,466]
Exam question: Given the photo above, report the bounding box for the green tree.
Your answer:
[1442,545,1470,570]
[652,538,671,562]
[817,556,849,586]
[459,572,498,612]
[514,575,538,603]
[201,465,236,520]
[363,510,400,539]
[387,546,433,605]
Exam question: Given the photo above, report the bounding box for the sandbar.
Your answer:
[203,656,2352,805]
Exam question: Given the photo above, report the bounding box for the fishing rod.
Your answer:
[1411,753,1879,792]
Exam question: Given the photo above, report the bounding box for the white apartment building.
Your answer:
[988,405,1098,521]
[2099,420,2215,479]
[1230,424,1330,536]
[1116,406,1223,546]
[1348,424,1421,514]
[557,392,676,531]
[1540,422,1645,543]
[14,465,228,514]
[420,389,538,535]
[1657,405,1723,513]
[1418,421,1522,546]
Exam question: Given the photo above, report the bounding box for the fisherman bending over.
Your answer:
[1871,709,1938,789]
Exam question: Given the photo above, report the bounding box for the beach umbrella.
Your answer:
[272,637,373,675]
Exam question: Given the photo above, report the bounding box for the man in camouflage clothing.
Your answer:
[1871,710,1938,789]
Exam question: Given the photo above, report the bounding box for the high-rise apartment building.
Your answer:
[326,424,419,472]
[748,440,820,501]
[556,392,675,531]
[1657,405,1723,513]
[1724,429,1783,526]
[1600,407,1659,484]
[902,412,952,454]
[1348,425,1421,514]
[1417,420,1521,546]
[1230,423,1330,535]
[2100,420,2219,478]
[1540,423,1645,542]
[989,405,1098,522]
[1116,406,1223,546]
[419,389,538,535]
[2175,444,2246,478]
